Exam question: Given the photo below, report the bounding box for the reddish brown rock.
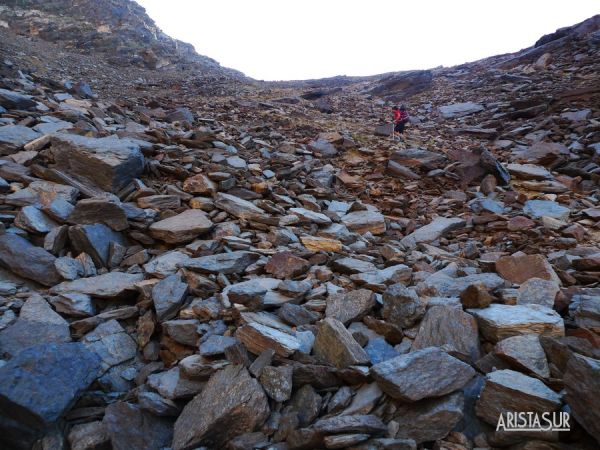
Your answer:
[507,216,536,231]
[495,254,560,285]
[264,252,311,279]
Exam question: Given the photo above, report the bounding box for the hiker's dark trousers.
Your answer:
[394,121,406,133]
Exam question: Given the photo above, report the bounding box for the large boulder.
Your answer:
[49,134,145,193]
[0,343,101,435]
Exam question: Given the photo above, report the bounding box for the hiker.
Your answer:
[392,105,409,136]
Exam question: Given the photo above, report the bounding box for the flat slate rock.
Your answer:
[103,401,173,450]
[523,199,570,220]
[341,210,386,235]
[0,125,40,154]
[82,319,137,373]
[49,134,145,193]
[475,369,562,426]
[469,304,564,343]
[50,272,144,298]
[214,192,267,220]
[184,251,260,274]
[68,198,129,231]
[350,264,412,292]
[400,217,465,249]
[413,305,482,363]
[439,102,484,119]
[331,257,377,274]
[371,347,475,402]
[236,322,301,357]
[0,88,37,110]
[172,365,269,450]
[0,342,101,430]
[0,234,61,286]
[516,277,560,308]
[393,391,464,444]
[149,209,213,244]
[313,414,387,434]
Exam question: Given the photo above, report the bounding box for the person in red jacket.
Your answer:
[392,105,409,136]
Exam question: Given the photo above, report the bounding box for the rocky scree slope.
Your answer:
[0,6,599,450]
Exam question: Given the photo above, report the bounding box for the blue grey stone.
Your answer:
[0,343,101,430]
[523,200,570,220]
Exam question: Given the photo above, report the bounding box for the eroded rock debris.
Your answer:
[0,2,599,449]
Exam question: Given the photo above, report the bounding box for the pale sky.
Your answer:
[136,0,599,81]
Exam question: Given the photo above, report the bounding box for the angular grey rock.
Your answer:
[413,305,482,362]
[143,250,191,278]
[137,194,181,210]
[393,392,464,444]
[331,257,377,274]
[564,354,600,444]
[517,278,560,308]
[308,139,337,157]
[149,209,213,244]
[68,421,110,450]
[350,264,412,292]
[506,163,553,180]
[0,88,37,110]
[14,205,58,234]
[326,289,376,325]
[82,320,137,373]
[468,304,565,343]
[215,192,267,220]
[313,318,370,368]
[389,148,447,170]
[400,217,465,249]
[523,199,570,220]
[68,197,129,231]
[371,347,475,402]
[184,251,260,274]
[0,125,40,154]
[495,334,550,378]
[475,369,562,425]
[152,273,188,321]
[138,391,180,417]
[569,294,600,330]
[172,365,269,450]
[0,295,71,357]
[439,102,484,119]
[50,272,144,298]
[236,323,301,357]
[54,256,84,280]
[278,303,320,326]
[49,292,94,317]
[0,342,101,431]
[103,401,173,450]
[313,414,387,434]
[290,207,332,225]
[6,180,79,207]
[147,367,204,400]
[163,319,200,347]
[259,365,293,402]
[69,223,129,268]
[199,334,238,356]
[382,283,425,328]
[341,210,386,235]
[49,134,145,193]
[0,234,61,286]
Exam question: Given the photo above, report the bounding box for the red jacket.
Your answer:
[394,110,408,124]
